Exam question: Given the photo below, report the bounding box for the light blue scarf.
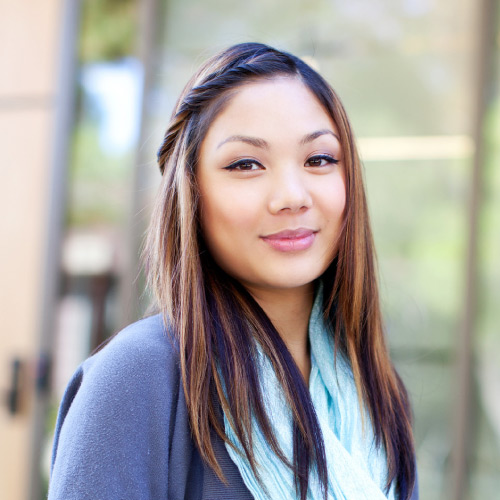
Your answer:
[223,286,395,499]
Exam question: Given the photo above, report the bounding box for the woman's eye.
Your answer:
[224,159,263,171]
[306,154,339,167]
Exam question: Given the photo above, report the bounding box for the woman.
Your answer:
[49,43,418,500]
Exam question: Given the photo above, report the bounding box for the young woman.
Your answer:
[49,43,418,500]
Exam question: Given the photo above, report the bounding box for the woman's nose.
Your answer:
[268,167,313,214]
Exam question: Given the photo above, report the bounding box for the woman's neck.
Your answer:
[245,283,315,385]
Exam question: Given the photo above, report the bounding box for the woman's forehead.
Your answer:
[201,77,339,149]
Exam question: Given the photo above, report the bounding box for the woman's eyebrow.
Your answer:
[217,135,269,150]
[216,129,340,150]
[300,129,340,145]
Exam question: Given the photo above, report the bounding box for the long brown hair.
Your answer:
[145,42,416,500]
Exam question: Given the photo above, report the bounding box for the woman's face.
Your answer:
[197,76,346,295]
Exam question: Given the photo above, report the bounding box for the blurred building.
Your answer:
[0,1,77,499]
[0,1,499,499]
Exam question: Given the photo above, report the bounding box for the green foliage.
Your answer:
[67,122,132,227]
[79,0,138,62]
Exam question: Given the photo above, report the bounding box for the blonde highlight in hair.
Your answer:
[144,42,416,500]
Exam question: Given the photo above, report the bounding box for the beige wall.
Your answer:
[0,1,63,499]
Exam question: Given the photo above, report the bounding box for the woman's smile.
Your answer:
[260,228,318,252]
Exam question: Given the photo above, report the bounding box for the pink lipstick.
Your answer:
[261,228,316,252]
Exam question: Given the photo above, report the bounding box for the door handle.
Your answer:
[7,358,22,415]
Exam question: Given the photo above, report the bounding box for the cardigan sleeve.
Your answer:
[48,315,184,500]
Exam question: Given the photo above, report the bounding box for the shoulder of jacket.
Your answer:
[80,313,181,391]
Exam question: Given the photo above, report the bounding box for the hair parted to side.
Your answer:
[144,42,416,500]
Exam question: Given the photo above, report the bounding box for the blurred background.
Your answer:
[0,0,499,499]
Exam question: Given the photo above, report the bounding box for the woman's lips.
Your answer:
[260,228,317,252]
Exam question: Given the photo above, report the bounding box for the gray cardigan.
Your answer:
[48,314,419,500]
